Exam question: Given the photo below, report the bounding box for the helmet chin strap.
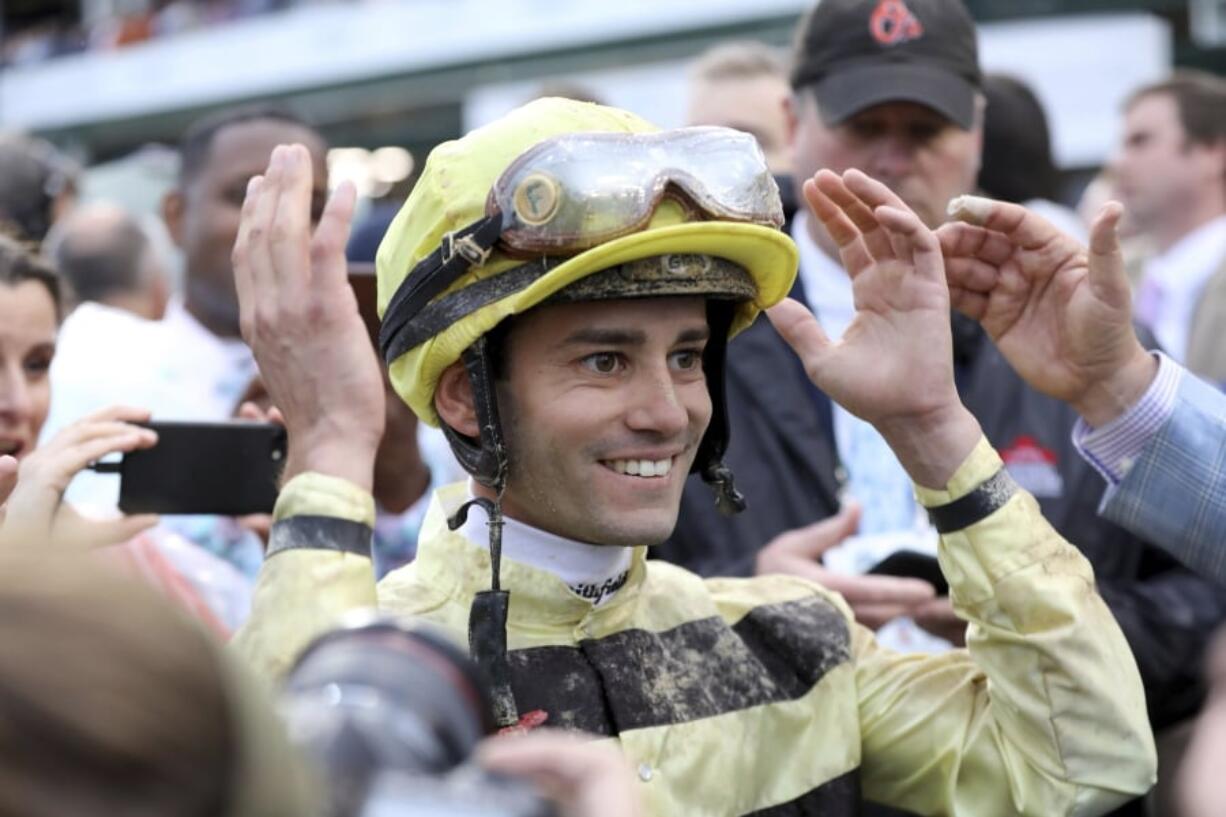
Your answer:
[444,337,520,728]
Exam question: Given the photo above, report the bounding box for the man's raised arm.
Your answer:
[939,195,1226,586]
[770,168,1156,815]
[229,144,387,679]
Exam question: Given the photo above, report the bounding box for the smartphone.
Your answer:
[108,421,287,516]
[867,550,949,596]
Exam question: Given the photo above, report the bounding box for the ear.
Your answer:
[434,360,480,438]
[783,92,800,149]
[161,189,186,248]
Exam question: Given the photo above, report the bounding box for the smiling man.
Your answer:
[233,98,1155,816]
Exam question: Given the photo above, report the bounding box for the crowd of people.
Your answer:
[0,0,1225,814]
[1,0,345,67]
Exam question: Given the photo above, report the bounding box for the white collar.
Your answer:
[1146,213,1226,286]
[792,210,855,339]
[459,483,633,604]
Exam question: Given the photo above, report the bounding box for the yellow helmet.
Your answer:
[376,97,798,427]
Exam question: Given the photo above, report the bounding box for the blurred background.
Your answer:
[3,0,1226,260]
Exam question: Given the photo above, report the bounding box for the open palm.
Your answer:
[770,169,958,429]
[937,198,1142,408]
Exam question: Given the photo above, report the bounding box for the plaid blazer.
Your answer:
[1101,368,1226,586]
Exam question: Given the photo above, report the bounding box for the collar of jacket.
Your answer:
[411,483,652,633]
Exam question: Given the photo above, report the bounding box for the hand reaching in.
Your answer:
[937,197,1155,426]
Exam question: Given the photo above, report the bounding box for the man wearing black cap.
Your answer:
[664,6,1226,814]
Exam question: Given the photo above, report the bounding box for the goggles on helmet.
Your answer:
[491,126,783,253]
[379,126,783,364]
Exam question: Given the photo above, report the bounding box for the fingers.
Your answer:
[842,168,909,211]
[766,298,833,377]
[852,603,923,631]
[479,731,642,817]
[821,572,936,607]
[310,180,358,291]
[942,254,1002,294]
[946,193,1065,251]
[815,171,894,262]
[236,401,267,422]
[270,146,315,291]
[948,286,989,321]
[776,503,861,559]
[803,174,873,275]
[234,175,263,340]
[873,204,943,284]
[67,513,160,549]
[1087,201,1132,309]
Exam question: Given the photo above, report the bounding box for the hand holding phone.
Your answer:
[100,421,287,516]
[0,406,159,550]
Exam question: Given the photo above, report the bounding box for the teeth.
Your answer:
[606,458,672,478]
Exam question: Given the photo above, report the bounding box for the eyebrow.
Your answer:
[560,325,710,347]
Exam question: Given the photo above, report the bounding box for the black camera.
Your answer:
[281,615,555,817]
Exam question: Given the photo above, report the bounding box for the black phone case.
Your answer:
[117,422,287,516]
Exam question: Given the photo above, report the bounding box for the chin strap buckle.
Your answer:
[703,461,747,516]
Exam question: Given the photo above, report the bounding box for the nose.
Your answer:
[624,363,691,439]
[867,133,917,181]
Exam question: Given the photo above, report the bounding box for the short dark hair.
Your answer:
[178,104,319,185]
[978,73,1059,204]
[0,232,63,322]
[45,207,153,305]
[1126,70,1226,148]
[0,133,79,244]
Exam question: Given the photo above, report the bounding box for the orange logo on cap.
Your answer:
[869,0,924,46]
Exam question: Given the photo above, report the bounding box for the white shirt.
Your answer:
[46,298,257,510]
[1138,213,1226,362]
[460,485,634,607]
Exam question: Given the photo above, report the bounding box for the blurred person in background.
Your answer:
[0,233,253,634]
[685,41,794,183]
[1180,628,1226,817]
[0,132,79,245]
[977,73,1085,242]
[1112,70,1226,386]
[0,553,315,817]
[43,202,171,319]
[41,105,327,534]
[662,7,1226,815]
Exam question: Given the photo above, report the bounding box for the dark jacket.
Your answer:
[659,315,1226,730]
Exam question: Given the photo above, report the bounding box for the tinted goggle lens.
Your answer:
[487,127,783,254]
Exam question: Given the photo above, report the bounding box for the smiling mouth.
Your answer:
[600,457,675,479]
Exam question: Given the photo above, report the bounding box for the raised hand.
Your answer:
[233,144,385,489]
[768,169,981,487]
[938,197,1156,427]
[754,503,936,629]
[0,405,159,550]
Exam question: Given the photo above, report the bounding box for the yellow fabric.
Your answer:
[272,472,375,527]
[374,97,799,425]
[234,448,1157,816]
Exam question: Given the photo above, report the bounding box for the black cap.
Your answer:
[791,0,982,129]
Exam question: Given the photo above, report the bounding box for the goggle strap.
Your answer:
[379,214,502,362]
[382,259,556,364]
